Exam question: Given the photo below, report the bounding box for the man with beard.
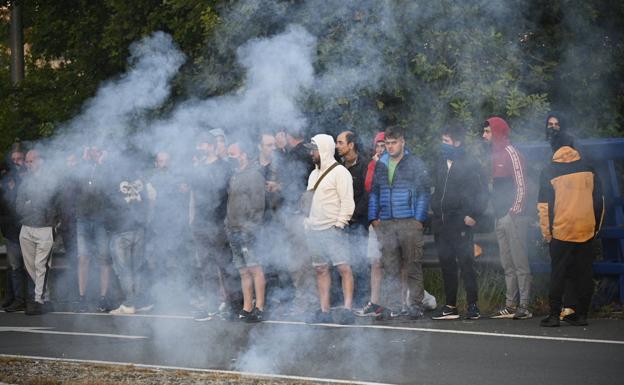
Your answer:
[304,134,355,324]
[482,117,532,320]
[1,144,27,312]
[335,130,369,307]
[368,126,430,320]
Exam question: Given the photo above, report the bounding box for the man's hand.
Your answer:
[266,181,281,193]
[371,219,380,228]
[464,216,476,227]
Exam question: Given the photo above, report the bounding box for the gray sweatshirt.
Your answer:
[225,163,265,234]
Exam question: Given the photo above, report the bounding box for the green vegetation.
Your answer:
[1,0,623,160]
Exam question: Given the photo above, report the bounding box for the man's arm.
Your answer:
[507,146,526,215]
[336,168,355,228]
[413,158,430,223]
[537,168,553,241]
[368,162,381,224]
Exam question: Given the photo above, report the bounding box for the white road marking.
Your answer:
[0,354,393,385]
[18,311,624,346]
[0,326,147,339]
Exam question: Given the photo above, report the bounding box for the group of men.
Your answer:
[0,113,604,327]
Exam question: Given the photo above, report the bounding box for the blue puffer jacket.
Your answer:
[368,150,431,222]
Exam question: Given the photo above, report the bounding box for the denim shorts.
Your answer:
[227,229,261,269]
[76,219,111,264]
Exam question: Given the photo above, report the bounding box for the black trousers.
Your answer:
[549,239,594,316]
[435,227,478,306]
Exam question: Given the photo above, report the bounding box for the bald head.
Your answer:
[25,150,41,172]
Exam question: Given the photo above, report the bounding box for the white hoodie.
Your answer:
[304,134,355,230]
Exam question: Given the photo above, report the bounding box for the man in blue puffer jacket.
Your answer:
[369,126,431,320]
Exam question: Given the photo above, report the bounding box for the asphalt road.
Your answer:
[1,310,623,385]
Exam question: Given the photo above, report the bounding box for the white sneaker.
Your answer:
[110,304,136,315]
[422,290,437,310]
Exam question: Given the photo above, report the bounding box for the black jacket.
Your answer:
[344,155,368,226]
[430,152,488,233]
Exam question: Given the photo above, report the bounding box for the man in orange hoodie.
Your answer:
[538,130,604,327]
[483,117,532,320]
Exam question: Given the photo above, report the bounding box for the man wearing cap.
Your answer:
[304,134,355,324]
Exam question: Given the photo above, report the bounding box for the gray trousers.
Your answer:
[495,213,532,307]
[377,218,424,310]
[110,229,146,307]
[19,225,54,303]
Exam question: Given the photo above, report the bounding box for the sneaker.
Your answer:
[110,304,136,315]
[562,313,588,326]
[136,303,154,313]
[422,290,437,310]
[357,302,383,317]
[399,305,409,316]
[375,308,399,321]
[490,306,516,319]
[513,305,533,320]
[407,305,424,320]
[336,308,355,325]
[431,305,460,320]
[193,311,213,322]
[540,314,560,327]
[25,301,45,316]
[307,309,332,324]
[238,309,252,321]
[246,308,264,323]
[4,300,26,313]
[560,307,575,321]
[74,296,89,313]
[465,303,480,320]
[97,296,112,313]
[2,297,14,308]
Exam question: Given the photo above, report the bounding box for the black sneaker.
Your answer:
[375,308,399,321]
[246,308,264,323]
[431,305,460,320]
[97,296,111,313]
[193,311,213,322]
[407,305,424,320]
[357,302,383,317]
[307,309,332,324]
[2,297,14,308]
[540,314,560,327]
[74,296,89,313]
[25,302,45,316]
[562,313,588,326]
[465,303,480,320]
[238,309,252,321]
[336,308,355,325]
[4,300,26,313]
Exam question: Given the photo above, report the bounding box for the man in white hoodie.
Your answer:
[304,134,356,324]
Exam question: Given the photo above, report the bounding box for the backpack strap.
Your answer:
[312,162,339,191]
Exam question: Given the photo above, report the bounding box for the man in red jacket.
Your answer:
[483,117,532,320]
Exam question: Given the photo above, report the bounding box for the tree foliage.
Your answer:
[0,0,622,159]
